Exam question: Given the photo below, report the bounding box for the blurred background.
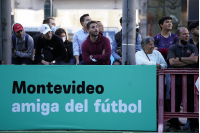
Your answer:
[9,0,199,40]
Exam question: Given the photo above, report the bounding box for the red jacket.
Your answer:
[81,33,111,65]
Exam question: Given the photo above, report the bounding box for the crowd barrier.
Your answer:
[157,68,199,133]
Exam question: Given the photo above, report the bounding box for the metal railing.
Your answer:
[157,68,199,133]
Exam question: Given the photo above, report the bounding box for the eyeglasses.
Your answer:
[16,30,23,34]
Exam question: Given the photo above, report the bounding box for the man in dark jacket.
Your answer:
[35,24,66,65]
[82,21,111,65]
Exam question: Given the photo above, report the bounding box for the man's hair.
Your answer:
[80,14,89,24]
[97,21,100,22]
[43,17,54,24]
[141,36,154,49]
[120,17,122,24]
[87,20,97,30]
[158,16,172,30]
[188,21,199,31]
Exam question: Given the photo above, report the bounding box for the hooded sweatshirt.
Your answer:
[12,23,34,59]
[81,32,111,65]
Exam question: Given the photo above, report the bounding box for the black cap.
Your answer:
[189,21,199,31]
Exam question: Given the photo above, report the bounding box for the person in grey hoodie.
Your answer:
[12,23,34,64]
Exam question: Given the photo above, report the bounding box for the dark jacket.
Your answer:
[35,34,66,63]
[63,40,73,63]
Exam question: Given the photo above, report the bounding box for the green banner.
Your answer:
[0,65,156,131]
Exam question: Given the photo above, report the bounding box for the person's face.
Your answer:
[89,23,99,37]
[60,33,66,42]
[178,28,190,42]
[82,16,91,28]
[160,19,172,31]
[15,30,23,38]
[143,40,154,54]
[60,33,66,38]
[42,31,52,40]
[49,19,56,28]
[191,26,199,37]
[97,22,104,33]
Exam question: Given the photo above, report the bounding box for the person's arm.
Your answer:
[111,38,121,60]
[180,55,198,64]
[32,49,35,61]
[135,51,156,65]
[15,36,34,59]
[169,58,188,66]
[81,42,96,65]
[135,34,142,52]
[35,39,44,64]
[73,33,80,64]
[93,39,111,61]
[157,51,167,68]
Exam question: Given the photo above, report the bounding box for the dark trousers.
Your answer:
[169,84,199,129]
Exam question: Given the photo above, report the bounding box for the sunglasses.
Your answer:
[16,30,23,33]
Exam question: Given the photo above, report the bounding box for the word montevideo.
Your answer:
[12,81,104,94]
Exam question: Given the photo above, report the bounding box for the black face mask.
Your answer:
[181,39,188,45]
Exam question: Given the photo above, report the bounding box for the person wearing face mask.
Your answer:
[32,17,56,64]
[55,28,73,63]
[167,27,199,132]
[35,24,66,65]
[70,14,91,65]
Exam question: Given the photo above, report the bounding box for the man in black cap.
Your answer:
[189,21,199,68]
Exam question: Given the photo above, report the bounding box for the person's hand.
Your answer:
[65,48,68,51]
[23,49,27,53]
[102,49,105,55]
[119,58,122,63]
[49,60,56,65]
[89,55,93,60]
[41,60,50,65]
[76,60,79,65]
[13,49,17,54]
[190,53,195,57]
[156,63,161,69]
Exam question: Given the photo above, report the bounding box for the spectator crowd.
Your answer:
[11,14,199,131]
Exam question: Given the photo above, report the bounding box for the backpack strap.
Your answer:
[12,33,29,49]
[25,33,29,49]
[12,34,16,48]
[156,33,161,44]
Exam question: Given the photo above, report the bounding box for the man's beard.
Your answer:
[181,39,188,45]
[91,32,99,37]
[194,33,199,37]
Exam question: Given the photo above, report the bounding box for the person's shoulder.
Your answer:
[153,50,162,55]
[169,43,177,49]
[33,33,41,39]
[188,43,197,49]
[171,33,177,37]
[115,30,122,35]
[81,39,88,47]
[75,29,83,34]
[135,50,143,56]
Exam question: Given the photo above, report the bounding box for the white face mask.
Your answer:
[62,37,66,42]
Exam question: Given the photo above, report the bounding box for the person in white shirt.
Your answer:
[70,14,91,65]
[135,36,167,69]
